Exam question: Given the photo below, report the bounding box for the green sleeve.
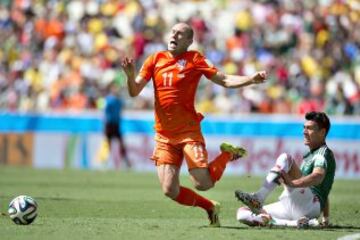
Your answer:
[313,154,327,169]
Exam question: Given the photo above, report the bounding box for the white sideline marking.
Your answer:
[338,233,360,240]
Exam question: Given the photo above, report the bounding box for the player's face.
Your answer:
[167,23,193,56]
[303,120,326,150]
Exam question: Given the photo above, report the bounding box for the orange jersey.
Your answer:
[139,50,218,140]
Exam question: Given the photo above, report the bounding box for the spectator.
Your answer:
[0,0,358,116]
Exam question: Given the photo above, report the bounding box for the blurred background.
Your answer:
[0,0,359,177]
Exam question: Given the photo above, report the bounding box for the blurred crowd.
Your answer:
[1,0,360,115]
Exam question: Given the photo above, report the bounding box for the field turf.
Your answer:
[0,166,359,240]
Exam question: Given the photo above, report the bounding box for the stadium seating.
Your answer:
[0,0,359,115]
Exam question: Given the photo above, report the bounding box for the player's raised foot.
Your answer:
[297,216,310,229]
[207,200,221,227]
[235,190,262,214]
[220,142,247,161]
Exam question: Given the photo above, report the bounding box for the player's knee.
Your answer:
[162,186,178,199]
[274,153,293,171]
[190,171,214,191]
[236,207,250,221]
[194,181,214,191]
[276,153,289,162]
[236,207,257,226]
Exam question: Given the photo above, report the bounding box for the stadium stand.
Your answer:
[0,0,359,115]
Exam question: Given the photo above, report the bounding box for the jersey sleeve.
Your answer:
[313,154,327,169]
[194,52,218,79]
[139,54,155,81]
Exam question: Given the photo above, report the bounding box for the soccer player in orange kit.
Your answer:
[121,22,267,227]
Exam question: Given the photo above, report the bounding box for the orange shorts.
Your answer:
[151,141,209,169]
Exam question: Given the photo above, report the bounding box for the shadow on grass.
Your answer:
[1,195,70,201]
[321,224,360,232]
[217,224,360,232]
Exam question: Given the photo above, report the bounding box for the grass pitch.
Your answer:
[0,166,359,240]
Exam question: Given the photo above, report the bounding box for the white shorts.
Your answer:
[264,187,321,220]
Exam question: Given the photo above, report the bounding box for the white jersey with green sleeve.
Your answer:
[300,144,336,210]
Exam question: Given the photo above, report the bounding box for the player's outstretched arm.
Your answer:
[210,71,267,88]
[121,57,148,97]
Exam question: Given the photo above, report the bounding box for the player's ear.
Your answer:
[319,127,326,139]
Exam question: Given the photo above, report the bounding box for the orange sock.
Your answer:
[208,152,232,183]
[175,186,213,211]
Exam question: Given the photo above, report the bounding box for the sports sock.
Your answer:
[208,152,232,183]
[237,208,271,226]
[255,172,279,202]
[174,186,213,211]
[255,154,293,202]
[270,217,298,227]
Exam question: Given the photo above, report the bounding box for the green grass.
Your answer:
[0,166,359,240]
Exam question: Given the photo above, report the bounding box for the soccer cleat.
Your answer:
[297,216,310,229]
[207,200,221,227]
[220,142,247,161]
[235,190,262,214]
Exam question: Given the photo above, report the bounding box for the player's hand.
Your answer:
[251,71,267,84]
[280,170,295,187]
[320,217,329,227]
[121,57,135,78]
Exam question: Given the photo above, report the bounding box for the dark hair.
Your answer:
[305,111,331,136]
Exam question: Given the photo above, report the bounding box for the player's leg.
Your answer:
[236,207,273,227]
[238,213,320,228]
[237,193,321,228]
[207,142,247,183]
[105,123,121,168]
[157,164,219,226]
[236,202,295,227]
[154,141,218,226]
[263,198,291,220]
[235,153,301,213]
[182,142,213,190]
[117,132,132,168]
[255,153,301,201]
[183,141,242,190]
[153,141,183,199]
[104,122,112,153]
[237,198,296,227]
[237,194,291,226]
[182,142,221,226]
[156,164,181,199]
[182,141,246,188]
[266,188,321,228]
[287,187,321,220]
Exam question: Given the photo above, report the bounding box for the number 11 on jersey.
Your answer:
[162,72,173,87]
